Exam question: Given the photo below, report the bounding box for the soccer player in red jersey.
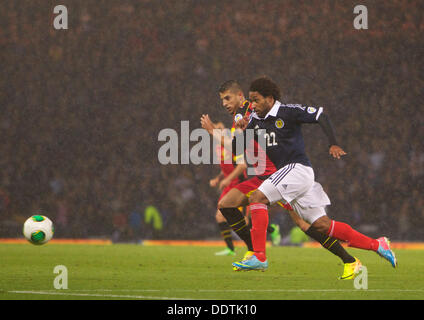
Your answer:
[209,121,248,256]
[202,81,359,278]
[202,81,281,256]
[201,82,255,256]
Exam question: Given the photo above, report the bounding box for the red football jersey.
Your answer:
[217,100,252,179]
[216,144,235,177]
[231,100,252,136]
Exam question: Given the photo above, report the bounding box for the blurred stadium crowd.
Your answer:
[0,0,422,241]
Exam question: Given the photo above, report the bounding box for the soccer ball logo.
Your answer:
[23,215,54,245]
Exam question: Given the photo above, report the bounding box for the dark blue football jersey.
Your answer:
[243,101,324,170]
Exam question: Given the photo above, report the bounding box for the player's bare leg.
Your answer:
[215,209,226,223]
[287,209,310,232]
[218,188,249,208]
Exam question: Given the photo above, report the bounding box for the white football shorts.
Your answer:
[258,163,331,224]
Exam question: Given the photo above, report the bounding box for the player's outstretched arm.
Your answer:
[201,114,229,149]
[210,172,224,188]
[218,163,247,190]
[317,113,347,159]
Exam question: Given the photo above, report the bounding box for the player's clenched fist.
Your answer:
[234,114,250,131]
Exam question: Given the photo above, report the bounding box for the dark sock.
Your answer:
[218,221,234,251]
[305,226,356,264]
[219,207,253,251]
[267,224,275,233]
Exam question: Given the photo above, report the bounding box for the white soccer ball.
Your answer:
[23,215,54,245]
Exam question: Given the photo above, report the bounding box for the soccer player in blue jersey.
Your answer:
[232,77,397,272]
[205,81,366,279]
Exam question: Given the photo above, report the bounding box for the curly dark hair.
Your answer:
[249,76,281,101]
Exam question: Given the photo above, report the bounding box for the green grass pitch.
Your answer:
[1,243,423,300]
